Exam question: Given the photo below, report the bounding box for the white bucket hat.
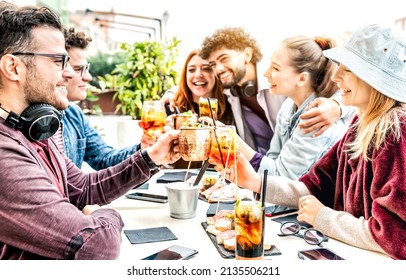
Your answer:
[323,24,406,102]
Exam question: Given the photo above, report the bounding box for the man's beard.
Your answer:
[221,66,246,89]
[24,71,67,110]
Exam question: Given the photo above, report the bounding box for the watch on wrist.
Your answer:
[141,150,160,171]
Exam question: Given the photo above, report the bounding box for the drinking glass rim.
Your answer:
[179,126,213,130]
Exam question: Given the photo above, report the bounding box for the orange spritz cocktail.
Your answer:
[199,97,218,120]
[139,101,166,138]
[209,125,237,168]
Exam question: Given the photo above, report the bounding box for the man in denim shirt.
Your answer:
[54,27,140,170]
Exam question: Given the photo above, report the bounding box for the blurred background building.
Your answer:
[13,0,406,63]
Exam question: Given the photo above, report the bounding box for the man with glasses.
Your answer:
[57,27,143,170]
[0,1,180,259]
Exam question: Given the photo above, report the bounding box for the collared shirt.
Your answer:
[257,93,349,179]
[224,64,286,154]
[30,140,65,196]
[52,125,65,153]
[0,118,158,259]
[225,88,286,154]
[60,103,140,170]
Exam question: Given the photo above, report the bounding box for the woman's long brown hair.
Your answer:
[174,49,227,118]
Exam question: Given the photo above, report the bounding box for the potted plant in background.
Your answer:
[83,51,126,115]
[102,37,181,119]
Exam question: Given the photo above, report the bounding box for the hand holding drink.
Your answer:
[139,101,166,139]
[209,125,238,168]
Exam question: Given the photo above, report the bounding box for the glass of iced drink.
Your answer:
[209,125,237,168]
[174,112,198,129]
[139,101,166,139]
[234,198,264,260]
[199,97,218,120]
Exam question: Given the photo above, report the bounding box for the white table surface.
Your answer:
[105,169,391,261]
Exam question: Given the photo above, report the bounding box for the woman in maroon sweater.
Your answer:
[216,24,406,259]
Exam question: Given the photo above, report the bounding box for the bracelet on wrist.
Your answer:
[141,150,160,171]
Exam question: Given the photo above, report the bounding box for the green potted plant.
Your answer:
[79,51,126,115]
[101,37,181,119]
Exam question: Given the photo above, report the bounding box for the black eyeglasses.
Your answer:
[278,221,328,246]
[72,63,90,77]
[12,52,70,70]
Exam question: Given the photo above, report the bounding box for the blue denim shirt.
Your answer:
[257,93,349,179]
[61,103,140,170]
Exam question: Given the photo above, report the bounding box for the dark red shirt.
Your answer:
[0,119,158,259]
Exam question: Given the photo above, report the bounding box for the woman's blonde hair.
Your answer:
[347,87,406,160]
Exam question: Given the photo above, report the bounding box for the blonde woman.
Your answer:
[237,35,350,179]
[217,24,406,259]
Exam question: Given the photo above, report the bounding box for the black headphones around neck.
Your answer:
[0,103,61,141]
[229,80,257,97]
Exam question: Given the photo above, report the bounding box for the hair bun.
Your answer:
[315,37,330,50]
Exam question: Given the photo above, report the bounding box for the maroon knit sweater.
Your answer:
[300,116,406,259]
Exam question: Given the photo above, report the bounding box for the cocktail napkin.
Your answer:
[156,171,197,183]
[206,202,235,217]
[132,182,149,190]
[124,226,177,244]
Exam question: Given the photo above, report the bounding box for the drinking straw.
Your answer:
[207,98,225,168]
[193,160,210,186]
[207,98,229,214]
[262,169,268,207]
[191,98,219,187]
[261,169,268,250]
[184,160,192,182]
[174,106,181,114]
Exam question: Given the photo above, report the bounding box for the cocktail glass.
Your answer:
[199,97,218,120]
[138,101,166,139]
[209,125,237,168]
[235,198,264,260]
[174,113,198,129]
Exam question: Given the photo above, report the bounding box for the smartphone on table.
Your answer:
[126,192,168,203]
[265,204,297,217]
[142,245,198,260]
[298,248,345,260]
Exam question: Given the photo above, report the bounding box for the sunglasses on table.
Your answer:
[12,52,70,70]
[278,221,329,246]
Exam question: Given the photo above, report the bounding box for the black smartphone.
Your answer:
[298,248,345,260]
[265,204,297,217]
[126,192,168,203]
[142,245,198,260]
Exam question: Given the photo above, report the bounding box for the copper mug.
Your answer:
[179,127,212,161]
